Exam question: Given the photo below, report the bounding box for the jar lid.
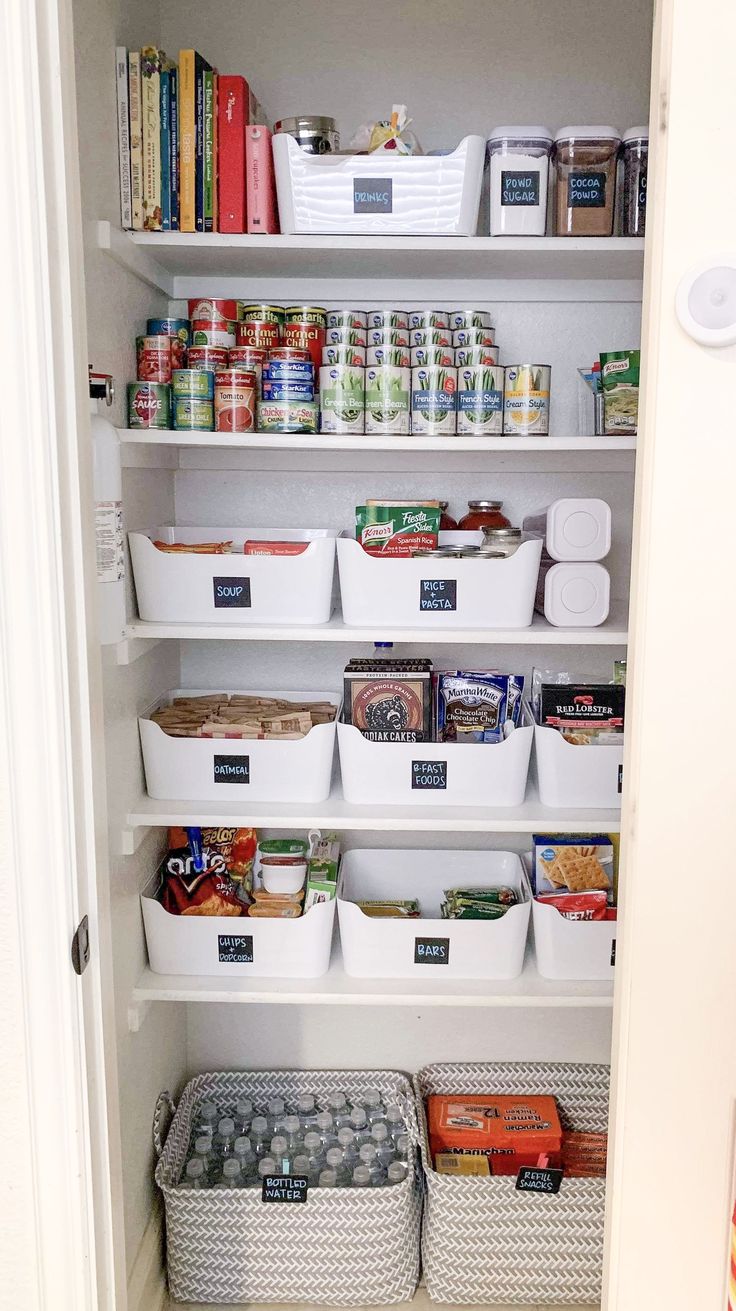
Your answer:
[274,115,336,133]
[438,500,449,510]
[555,125,621,142]
[482,526,522,539]
[622,126,649,143]
[487,125,553,144]
[468,500,503,509]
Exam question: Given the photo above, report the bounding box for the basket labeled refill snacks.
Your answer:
[415,1062,608,1306]
[154,1069,422,1305]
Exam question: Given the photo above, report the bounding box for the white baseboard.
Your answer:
[127,1201,167,1311]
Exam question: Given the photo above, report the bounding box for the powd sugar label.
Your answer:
[501,170,540,206]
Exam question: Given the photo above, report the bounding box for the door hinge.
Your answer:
[71,915,90,975]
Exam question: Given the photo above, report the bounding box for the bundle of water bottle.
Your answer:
[180,1086,411,1190]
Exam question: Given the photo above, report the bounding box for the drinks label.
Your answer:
[501,170,540,206]
[353,177,393,213]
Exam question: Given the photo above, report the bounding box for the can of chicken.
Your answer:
[214,370,257,433]
[136,335,174,383]
[127,382,171,429]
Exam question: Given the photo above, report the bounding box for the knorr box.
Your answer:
[355,501,441,556]
[600,350,640,435]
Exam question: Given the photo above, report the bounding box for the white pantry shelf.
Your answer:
[118,428,635,453]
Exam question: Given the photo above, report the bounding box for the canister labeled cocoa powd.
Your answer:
[553,127,620,236]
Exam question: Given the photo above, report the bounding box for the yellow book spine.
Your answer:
[179,50,196,233]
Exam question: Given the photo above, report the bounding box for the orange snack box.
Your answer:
[427,1095,563,1176]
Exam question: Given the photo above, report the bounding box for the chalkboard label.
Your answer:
[213,754,250,784]
[618,764,623,793]
[213,576,251,608]
[611,939,616,967]
[501,169,540,206]
[218,934,254,964]
[412,759,448,790]
[354,178,393,213]
[515,1166,563,1194]
[414,936,450,965]
[261,1174,309,1203]
[568,171,606,207]
[420,578,457,611]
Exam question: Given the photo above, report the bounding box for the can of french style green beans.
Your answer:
[410,365,458,435]
[411,345,454,368]
[456,364,504,434]
[455,344,500,367]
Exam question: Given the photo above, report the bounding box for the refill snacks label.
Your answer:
[213,754,250,784]
[516,1166,563,1194]
[218,934,254,963]
[414,936,450,965]
[457,366,503,434]
[569,171,606,207]
[412,760,448,789]
[213,577,251,607]
[353,178,393,213]
[501,170,540,206]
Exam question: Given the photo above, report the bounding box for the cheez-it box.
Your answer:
[428,1095,562,1176]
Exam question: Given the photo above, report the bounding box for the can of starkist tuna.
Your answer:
[187,298,239,323]
[263,359,315,385]
[128,382,171,429]
[214,370,257,433]
[136,335,174,383]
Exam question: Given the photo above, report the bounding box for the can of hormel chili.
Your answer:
[128,382,171,429]
[191,319,236,349]
[147,318,189,368]
[187,346,230,373]
[284,305,327,328]
[214,370,257,433]
[282,321,326,376]
[239,303,285,326]
[136,335,174,383]
[236,319,281,350]
[187,298,238,323]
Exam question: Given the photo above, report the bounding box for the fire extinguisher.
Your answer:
[89,369,125,644]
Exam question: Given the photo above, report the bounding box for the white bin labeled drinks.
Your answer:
[337,534,543,629]
[129,527,338,625]
[339,849,530,980]
[139,688,340,801]
[534,723,623,808]
[337,716,533,808]
[141,875,336,978]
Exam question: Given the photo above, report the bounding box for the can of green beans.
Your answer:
[410,365,458,435]
[456,364,504,434]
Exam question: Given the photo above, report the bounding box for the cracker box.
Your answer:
[533,834,614,902]
[427,1094,563,1176]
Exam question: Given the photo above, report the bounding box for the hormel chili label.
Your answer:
[236,320,280,349]
[539,684,625,732]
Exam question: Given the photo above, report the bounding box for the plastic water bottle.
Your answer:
[254,1157,277,1187]
[337,1127,359,1169]
[349,1108,372,1148]
[292,1153,320,1187]
[315,1111,338,1151]
[251,1116,270,1159]
[234,1136,257,1180]
[214,1117,236,1159]
[191,1135,217,1183]
[328,1092,352,1131]
[234,1097,253,1137]
[387,1161,408,1185]
[359,1142,385,1185]
[296,1093,318,1130]
[318,1169,338,1188]
[216,1158,242,1190]
[325,1146,351,1186]
[267,1097,286,1132]
[351,1165,372,1188]
[270,1136,291,1174]
[303,1131,326,1175]
[283,1115,303,1155]
[395,1133,410,1162]
[182,1158,207,1190]
[362,1089,385,1125]
[195,1099,219,1139]
[385,1104,406,1140]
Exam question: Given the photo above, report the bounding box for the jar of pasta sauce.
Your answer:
[439,501,458,529]
[458,500,511,531]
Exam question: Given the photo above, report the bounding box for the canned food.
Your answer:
[147,318,189,368]
[326,309,367,330]
[323,344,367,367]
[409,327,452,347]
[412,546,464,558]
[261,380,315,401]
[367,346,410,368]
[408,310,450,330]
[187,298,239,323]
[263,359,315,384]
[268,347,311,361]
[272,115,339,154]
[366,309,408,330]
[455,345,500,367]
[452,327,495,348]
[236,320,281,350]
[319,364,365,433]
[173,396,215,430]
[282,322,326,375]
[172,368,215,400]
[191,319,236,349]
[456,364,504,435]
[214,370,257,433]
[448,309,493,330]
[257,399,319,433]
[366,328,409,347]
[229,348,266,388]
[325,328,367,347]
[364,366,410,435]
[284,305,327,327]
[411,366,458,435]
[410,345,454,368]
[136,335,174,383]
[238,303,285,326]
[480,526,523,555]
[187,347,230,372]
[127,382,171,429]
[503,364,551,435]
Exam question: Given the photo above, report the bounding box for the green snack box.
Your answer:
[600,350,640,435]
[304,834,340,912]
[260,838,308,857]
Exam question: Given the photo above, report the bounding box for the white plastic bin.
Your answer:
[337,715,533,808]
[141,875,336,978]
[523,854,616,981]
[338,849,530,980]
[274,133,485,235]
[129,527,338,625]
[139,688,340,802]
[523,498,611,561]
[337,535,543,629]
[534,723,623,808]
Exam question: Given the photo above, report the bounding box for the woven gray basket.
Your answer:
[414,1061,609,1306]
[154,1068,422,1305]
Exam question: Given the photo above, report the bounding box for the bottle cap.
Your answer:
[318,1169,338,1186]
[234,1137,251,1154]
[372,1124,389,1141]
[385,1105,404,1123]
[268,1098,286,1114]
[218,1118,235,1136]
[388,1161,408,1183]
[251,1116,268,1134]
[199,1100,217,1120]
[326,1147,343,1167]
[304,1131,322,1150]
[186,1159,204,1178]
[236,1097,253,1116]
[223,1159,241,1178]
[284,1116,301,1133]
[338,1128,355,1146]
[271,1136,287,1154]
[359,1143,377,1162]
[194,1136,211,1154]
[350,1109,367,1127]
[297,1094,315,1112]
[316,1112,333,1130]
[352,1165,371,1185]
[259,1157,276,1176]
[293,1155,310,1173]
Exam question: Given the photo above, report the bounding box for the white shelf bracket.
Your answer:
[127,996,153,1033]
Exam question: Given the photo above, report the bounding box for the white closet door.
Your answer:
[605,2,736,1308]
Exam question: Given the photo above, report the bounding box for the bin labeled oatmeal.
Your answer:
[364,366,410,435]
[503,364,550,435]
[457,365,504,434]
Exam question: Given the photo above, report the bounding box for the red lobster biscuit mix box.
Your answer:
[427,1095,563,1175]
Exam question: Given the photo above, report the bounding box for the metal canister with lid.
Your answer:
[480,526,523,556]
[273,115,339,154]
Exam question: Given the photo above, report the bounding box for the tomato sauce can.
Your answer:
[187,298,239,323]
[236,319,281,350]
[173,396,215,430]
[187,347,229,372]
[172,368,215,400]
[239,303,285,326]
[284,305,327,328]
[136,335,174,383]
[147,318,189,368]
[282,321,326,376]
[191,319,236,349]
[214,370,257,433]
[127,382,171,429]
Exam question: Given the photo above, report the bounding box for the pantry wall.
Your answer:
[73,0,653,1304]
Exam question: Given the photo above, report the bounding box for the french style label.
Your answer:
[213,754,250,784]
[501,170,540,206]
[261,1174,309,1203]
[414,936,450,965]
[420,579,457,611]
[213,576,251,608]
[568,171,606,207]
[218,934,254,964]
[515,1166,563,1194]
[353,178,393,213]
[412,760,448,790]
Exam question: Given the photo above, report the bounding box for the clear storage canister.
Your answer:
[487,127,552,236]
[621,127,648,237]
[553,126,620,236]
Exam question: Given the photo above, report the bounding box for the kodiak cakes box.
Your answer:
[343,657,432,743]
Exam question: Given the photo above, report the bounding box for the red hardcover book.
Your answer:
[246,125,279,234]
[217,74,246,232]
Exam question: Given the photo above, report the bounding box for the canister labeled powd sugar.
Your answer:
[411,366,458,435]
[457,365,504,434]
[449,309,493,330]
[325,328,367,347]
[455,344,500,367]
[411,345,454,368]
[453,327,495,348]
[409,327,452,348]
[368,345,410,368]
[503,364,551,435]
[257,400,319,433]
[323,344,366,367]
[367,309,408,330]
[319,365,365,433]
[364,366,410,435]
[408,310,450,330]
[172,368,215,400]
[367,327,410,347]
[326,309,367,330]
[191,319,236,349]
[127,382,170,429]
[214,370,256,433]
[173,396,215,430]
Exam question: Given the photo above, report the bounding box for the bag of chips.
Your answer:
[160,826,257,916]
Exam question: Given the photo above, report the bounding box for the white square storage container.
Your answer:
[141,875,336,978]
[523,855,616,981]
[129,527,338,625]
[534,723,623,808]
[337,716,533,808]
[338,849,530,980]
[139,689,340,802]
[337,535,543,629]
[274,134,485,236]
